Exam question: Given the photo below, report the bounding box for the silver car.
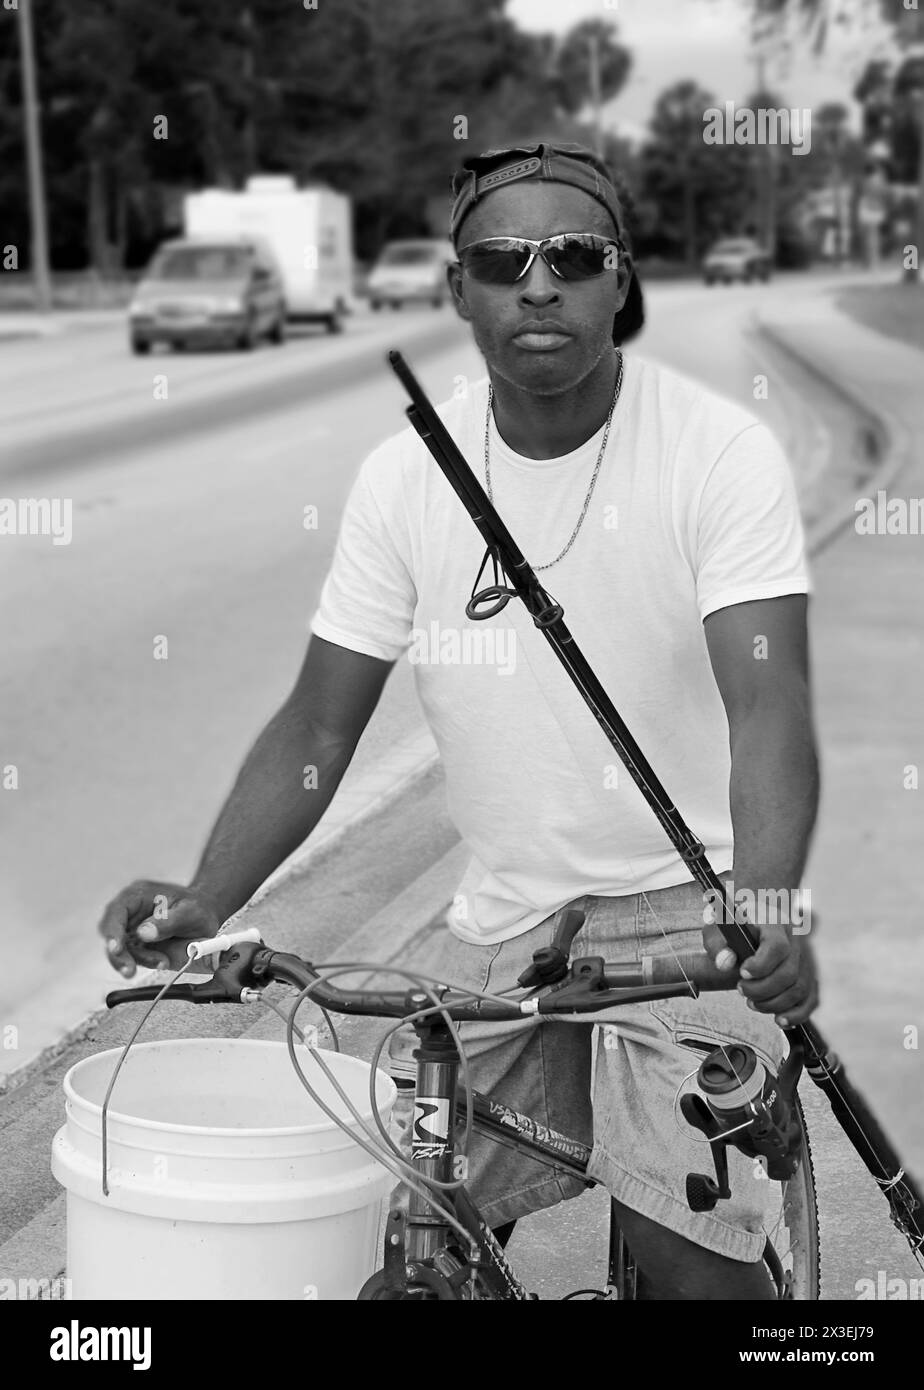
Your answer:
[366,240,455,310]
[702,237,772,285]
[128,237,287,353]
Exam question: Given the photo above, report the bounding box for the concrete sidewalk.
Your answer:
[756,292,924,1180]
[2,286,922,1299]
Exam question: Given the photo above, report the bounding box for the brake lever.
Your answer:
[517,908,586,988]
[106,939,269,1008]
[106,981,227,1007]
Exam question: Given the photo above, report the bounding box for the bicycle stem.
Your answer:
[387,349,924,1264]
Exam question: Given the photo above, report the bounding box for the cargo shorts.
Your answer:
[389,876,788,1264]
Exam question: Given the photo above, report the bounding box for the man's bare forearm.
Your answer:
[727,698,820,917]
[189,701,357,923]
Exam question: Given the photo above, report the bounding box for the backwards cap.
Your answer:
[450,142,625,243]
[448,140,645,348]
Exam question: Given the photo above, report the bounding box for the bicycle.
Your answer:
[106,912,820,1301]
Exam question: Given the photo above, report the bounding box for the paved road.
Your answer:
[0,275,870,1055]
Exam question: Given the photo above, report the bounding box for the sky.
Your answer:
[506,0,897,140]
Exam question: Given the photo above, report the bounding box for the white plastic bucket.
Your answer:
[51,1038,396,1300]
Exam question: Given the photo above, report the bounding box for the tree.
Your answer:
[554,18,631,112]
[274,0,567,257]
[893,48,924,185]
[553,17,631,153]
[855,57,894,149]
[14,0,249,271]
[639,81,754,265]
[814,102,865,259]
[740,0,924,280]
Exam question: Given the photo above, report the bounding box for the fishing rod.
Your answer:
[387,347,924,1268]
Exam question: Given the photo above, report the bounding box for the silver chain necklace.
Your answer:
[484,350,624,572]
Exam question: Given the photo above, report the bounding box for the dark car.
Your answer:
[128,237,287,353]
[702,237,772,285]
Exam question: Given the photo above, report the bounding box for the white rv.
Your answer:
[183,176,354,331]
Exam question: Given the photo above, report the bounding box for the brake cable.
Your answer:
[282,974,477,1251]
[100,959,193,1197]
[290,960,523,1189]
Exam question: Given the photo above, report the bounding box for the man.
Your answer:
[100,143,820,1300]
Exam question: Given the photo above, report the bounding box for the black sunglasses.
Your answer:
[456,232,621,285]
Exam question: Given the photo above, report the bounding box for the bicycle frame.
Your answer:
[382,1011,595,1301]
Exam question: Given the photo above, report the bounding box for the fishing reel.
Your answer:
[682,1043,805,1212]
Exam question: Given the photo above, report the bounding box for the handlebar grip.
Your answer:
[647,952,739,992]
[187,926,262,961]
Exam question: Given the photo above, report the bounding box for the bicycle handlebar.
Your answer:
[105,937,738,1021]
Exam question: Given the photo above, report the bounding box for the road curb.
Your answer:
[0,315,125,341]
[754,312,913,559]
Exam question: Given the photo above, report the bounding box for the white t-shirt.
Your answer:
[310,353,810,944]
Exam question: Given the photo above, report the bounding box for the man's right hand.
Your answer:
[98,881,223,977]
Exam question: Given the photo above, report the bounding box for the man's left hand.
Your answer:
[704,918,819,1028]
